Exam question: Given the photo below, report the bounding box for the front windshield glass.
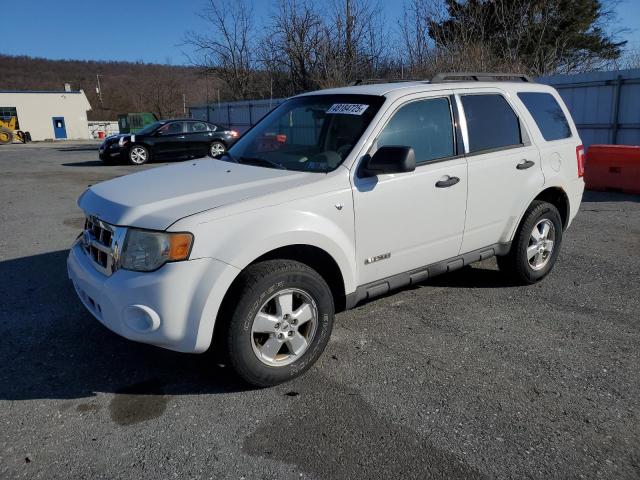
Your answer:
[225,94,385,172]
[137,121,163,136]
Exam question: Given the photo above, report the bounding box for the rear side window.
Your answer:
[517,92,571,141]
[377,97,455,164]
[461,94,521,153]
[187,121,209,132]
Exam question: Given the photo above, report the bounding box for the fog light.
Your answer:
[124,305,161,333]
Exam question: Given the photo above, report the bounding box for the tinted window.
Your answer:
[187,121,209,133]
[461,94,521,153]
[517,92,571,141]
[158,122,185,135]
[377,97,454,164]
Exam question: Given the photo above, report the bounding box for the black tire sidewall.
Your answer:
[228,263,334,386]
[513,202,563,283]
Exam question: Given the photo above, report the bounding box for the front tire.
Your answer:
[128,145,150,165]
[221,260,335,387]
[497,200,563,284]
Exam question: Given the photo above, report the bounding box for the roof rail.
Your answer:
[431,72,534,83]
[350,78,426,86]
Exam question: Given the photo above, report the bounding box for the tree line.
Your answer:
[185,0,628,100]
[0,55,217,121]
[0,0,631,120]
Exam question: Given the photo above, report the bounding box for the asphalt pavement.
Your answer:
[0,141,638,479]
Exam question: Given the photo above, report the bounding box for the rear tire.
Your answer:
[498,200,563,284]
[220,259,335,387]
[209,141,226,158]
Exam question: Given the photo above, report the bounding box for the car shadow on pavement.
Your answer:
[0,250,250,401]
[57,146,100,152]
[61,160,110,167]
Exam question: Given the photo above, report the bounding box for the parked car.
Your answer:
[98,119,239,165]
[70,73,585,387]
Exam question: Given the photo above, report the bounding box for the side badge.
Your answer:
[364,253,391,265]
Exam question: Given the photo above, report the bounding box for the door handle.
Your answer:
[435,176,460,188]
[516,159,535,170]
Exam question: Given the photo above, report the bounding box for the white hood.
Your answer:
[79,159,319,230]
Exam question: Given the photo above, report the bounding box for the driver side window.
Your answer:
[158,122,184,135]
[377,97,455,164]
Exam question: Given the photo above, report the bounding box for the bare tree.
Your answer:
[261,0,325,93]
[184,0,255,99]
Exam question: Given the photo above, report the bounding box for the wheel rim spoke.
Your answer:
[260,337,282,361]
[531,227,542,242]
[541,223,550,239]
[527,245,538,260]
[292,303,313,326]
[253,312,279,333]
[545,240,554,253]
[286,332,308,356]
[275,292,293,317]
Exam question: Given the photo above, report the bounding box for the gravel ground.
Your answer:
[0,141,638,479]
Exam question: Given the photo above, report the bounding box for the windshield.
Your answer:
[136,121,164,135]
[225,94,385,172]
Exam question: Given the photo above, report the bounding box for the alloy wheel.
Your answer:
[250,288,318,367]
[129,146,148,164]
[527,218,555,270]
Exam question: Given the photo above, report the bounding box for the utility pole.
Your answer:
[96,74,104,108]
[183,93,187,116]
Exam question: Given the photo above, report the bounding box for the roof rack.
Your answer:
[350,78,426,86]
[431,72,534,83]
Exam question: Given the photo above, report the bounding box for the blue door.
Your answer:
[52,117,67,139]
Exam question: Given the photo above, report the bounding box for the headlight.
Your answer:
[120,229,193,272]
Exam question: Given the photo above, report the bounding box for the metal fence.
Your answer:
[189,68,640,148]
[538,69,640,148]
[189,98,285,133]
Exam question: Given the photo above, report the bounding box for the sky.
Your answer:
[3,0,639,65]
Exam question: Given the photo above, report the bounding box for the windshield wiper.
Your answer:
[237,156,288,170]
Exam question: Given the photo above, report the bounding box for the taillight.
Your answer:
[230,130,239,138]
[576,145,585,177]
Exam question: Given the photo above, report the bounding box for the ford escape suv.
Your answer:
[68,73,585,386]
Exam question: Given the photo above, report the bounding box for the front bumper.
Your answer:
[98,144,125,161]
[67,242,240,353]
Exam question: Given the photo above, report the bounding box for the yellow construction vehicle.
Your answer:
[0,117,28,144]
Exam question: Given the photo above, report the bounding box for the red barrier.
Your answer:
[585,145,640,195]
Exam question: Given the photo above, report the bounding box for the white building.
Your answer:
[0,89,92,141]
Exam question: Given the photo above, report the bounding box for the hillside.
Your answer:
[0,55,223,120]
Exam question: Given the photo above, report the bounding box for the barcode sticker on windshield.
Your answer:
[327,104,369,115]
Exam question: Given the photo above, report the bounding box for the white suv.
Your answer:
[68,74,585,386]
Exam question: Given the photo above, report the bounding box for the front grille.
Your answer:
[81,216,124,276]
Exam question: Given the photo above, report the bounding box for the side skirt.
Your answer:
[344,243,511,309]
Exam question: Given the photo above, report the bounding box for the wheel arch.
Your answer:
[220,243,347,315]
[505,186,570,246]
[209,243,348,354]
[533,186,570,229]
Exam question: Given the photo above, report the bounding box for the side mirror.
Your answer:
[361,146,416,177]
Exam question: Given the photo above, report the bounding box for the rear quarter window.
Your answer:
[517,92,572,141]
